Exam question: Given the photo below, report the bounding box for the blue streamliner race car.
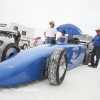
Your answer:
[0,39,90,87]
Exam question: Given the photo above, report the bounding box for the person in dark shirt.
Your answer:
[85,28,100,68]
[15,31,21,46]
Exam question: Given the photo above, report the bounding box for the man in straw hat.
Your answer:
[85,28,100,68]
[44,21,57,44]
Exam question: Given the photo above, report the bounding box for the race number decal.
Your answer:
[72,47,79,59]
[72,52,78,59]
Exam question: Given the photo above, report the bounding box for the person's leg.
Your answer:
[51,37,54,39]
[50,37,56,44]
[45,37,48,44]
[15,40,19,46]
[95,47,100,66]
[17,41,19,46]
[90,48,96,66]
[50,37,54,43]
[15,41,17,45]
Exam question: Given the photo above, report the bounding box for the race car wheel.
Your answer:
[48,48,68,85]
[1,43,20,62]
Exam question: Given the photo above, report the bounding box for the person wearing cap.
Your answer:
[44,21,57,44]
[85,28,100,68]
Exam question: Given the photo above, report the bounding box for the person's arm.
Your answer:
[18,35,21,41]
[84,41,93,46]
[57,38,60,41]
[54,28,57,39]
[66,36,68,43]
[44,28,48,38]
[18,37,20,41]
[44,32,46,38]
[57,36,61,41]
[68,33,70,36]
[54,34,56,39]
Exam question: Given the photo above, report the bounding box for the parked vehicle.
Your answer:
[73,34,94,65]
[73,34,93,50]
[0,34,92,86]
[0,23,35,48]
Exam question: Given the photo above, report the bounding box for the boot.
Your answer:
[92,66,97,68]
[88,65,94,67]
[92,64,97,68]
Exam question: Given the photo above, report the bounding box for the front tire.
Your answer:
[48,48,68,85]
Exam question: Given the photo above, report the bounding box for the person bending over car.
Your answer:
[58,30,68,43]
[85,28,100,68]
[44,21,57,44]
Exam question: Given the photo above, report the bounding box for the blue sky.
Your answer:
[0,0,100,40]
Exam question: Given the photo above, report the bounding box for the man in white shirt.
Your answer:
[58,30,68,43]
[44,21,57,44]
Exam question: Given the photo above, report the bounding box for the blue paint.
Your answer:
[0,43,86,86]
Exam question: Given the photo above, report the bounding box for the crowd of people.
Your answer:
[44,21,100,68]
[33,21,69,46]
[14,21,69,48]
[14,20,100,68]
[44,21,69,44]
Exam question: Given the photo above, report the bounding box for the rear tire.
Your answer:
[1,43,20,62]
[48,48,68,85]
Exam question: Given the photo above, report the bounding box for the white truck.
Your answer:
[0,23,35,48]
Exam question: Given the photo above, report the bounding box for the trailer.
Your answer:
[0,22,35,48]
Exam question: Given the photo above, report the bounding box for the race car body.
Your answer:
[0,42,87,86]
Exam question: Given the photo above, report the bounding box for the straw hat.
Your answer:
[49,21,55,26]
[95,28,100,31]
